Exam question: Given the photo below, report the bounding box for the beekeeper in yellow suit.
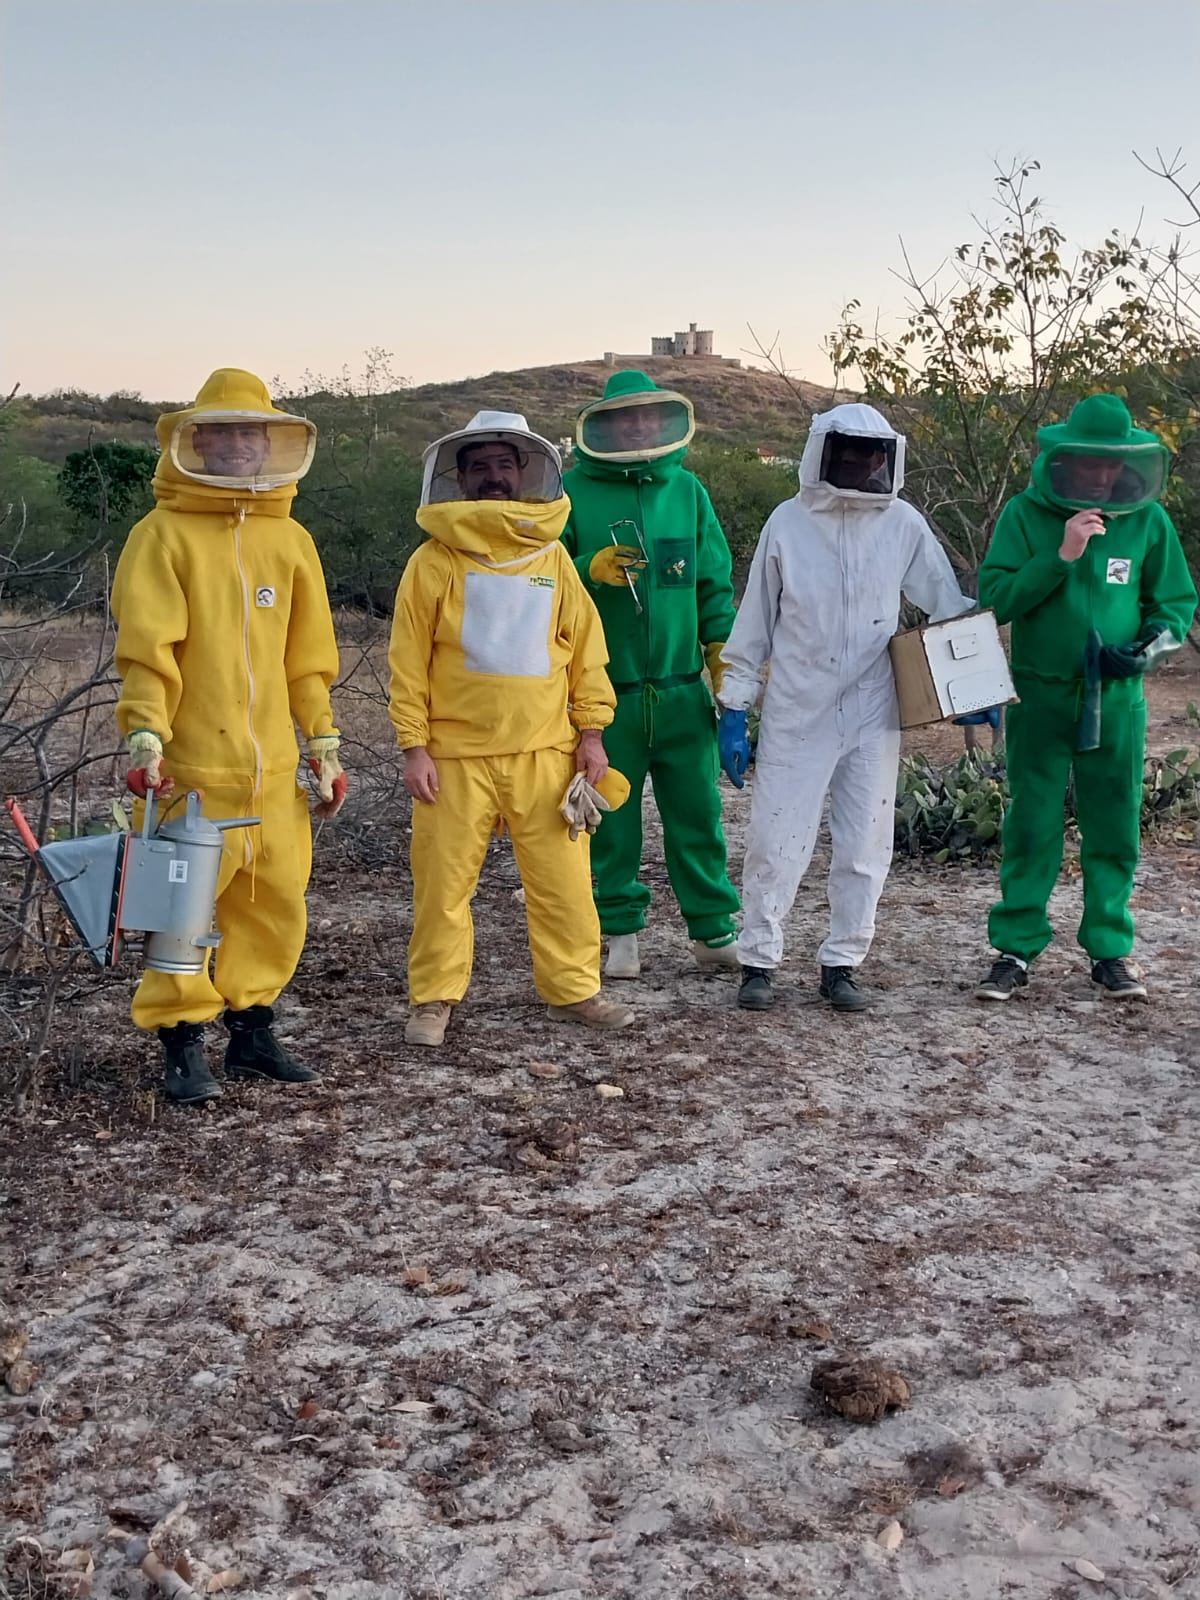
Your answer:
[111,368,346,1107]
[389,411,636,1047]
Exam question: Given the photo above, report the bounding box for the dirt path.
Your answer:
[3,667,1200,1600]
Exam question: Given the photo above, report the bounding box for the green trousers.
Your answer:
[989,677,1146,963]
[593,677,740,943]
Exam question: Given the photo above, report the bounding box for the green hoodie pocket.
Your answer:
[656,537,695,589]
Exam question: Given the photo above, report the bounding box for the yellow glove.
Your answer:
[307,734,347,818]
[704,640,727,700]
[588,546,646,587]
[560,772,611,841]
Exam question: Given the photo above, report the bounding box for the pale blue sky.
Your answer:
[4,0,1200,400]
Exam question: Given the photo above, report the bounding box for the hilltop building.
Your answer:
[603,323,740,367]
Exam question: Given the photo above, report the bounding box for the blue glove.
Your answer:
[953,706,1002,728]
[718,709,751,788]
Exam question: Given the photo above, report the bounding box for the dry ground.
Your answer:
[2,660,1199,1600]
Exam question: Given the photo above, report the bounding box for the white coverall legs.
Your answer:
[737,689,900,971]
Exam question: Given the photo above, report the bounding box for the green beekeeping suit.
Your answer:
[561,370,740,944]
[979,393,1197,963]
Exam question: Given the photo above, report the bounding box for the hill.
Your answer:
[384,358,832,458]
[10,358,834,465]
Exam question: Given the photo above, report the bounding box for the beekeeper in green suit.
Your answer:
[974,394,1196,1004]
[562,370,740,978]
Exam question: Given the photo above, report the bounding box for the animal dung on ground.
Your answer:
[5,1357,37,1396]
[810,1357,912,1423]
[0,1324,28,1366]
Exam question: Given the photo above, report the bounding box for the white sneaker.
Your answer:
[693,939,741,972]
[605,933,641,979]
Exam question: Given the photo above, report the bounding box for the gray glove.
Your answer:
[560,773,611,841]
[1137,628,1184,672]
[1099,628,1183,679]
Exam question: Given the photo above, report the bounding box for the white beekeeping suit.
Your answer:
[720,403,973,988]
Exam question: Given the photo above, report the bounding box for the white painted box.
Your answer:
[888,609,1016,730]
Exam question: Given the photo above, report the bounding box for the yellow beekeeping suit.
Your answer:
[111,368,338,1028]
[389,490,616,1006]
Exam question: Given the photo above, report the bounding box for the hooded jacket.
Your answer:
[562,371,735,689]
[388,417,614,758]
[111,369,338,800]
[978,395,1196,681]
[719,404,973,747]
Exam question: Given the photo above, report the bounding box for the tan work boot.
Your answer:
[692,938,740,972]
[405,1001,452,1047]
[547,992,635,1030]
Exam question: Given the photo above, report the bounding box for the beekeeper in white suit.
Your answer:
[717,404,974,1013]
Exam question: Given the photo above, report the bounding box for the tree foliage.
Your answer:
[822,160,1194,573]
[57,440,157,529]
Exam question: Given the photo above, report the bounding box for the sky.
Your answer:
[4,0,1200,403]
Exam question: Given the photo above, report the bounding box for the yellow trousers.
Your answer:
[408,749,600,1007]
[131,775,312,1031]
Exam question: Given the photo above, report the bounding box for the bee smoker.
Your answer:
[6,789,260,972]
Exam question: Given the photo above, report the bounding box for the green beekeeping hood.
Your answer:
[1031,394,1169,516]
[575,370,696,466]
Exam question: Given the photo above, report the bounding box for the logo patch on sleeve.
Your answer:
[255,586,276,607]
[1105,558,1132,586]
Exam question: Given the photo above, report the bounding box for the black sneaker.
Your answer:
[223,1006,320,1083]
[737,967,775,1011]
[1090,958,1147,1001]
[819,965,868,1012]
[974,955,1029,1002]
[158,1022,222,1106]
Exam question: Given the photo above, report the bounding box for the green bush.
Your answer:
[893,745,1200,865]
[686,442,795,582]
[895,753,1008,864]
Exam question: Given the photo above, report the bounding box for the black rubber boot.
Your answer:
[158,1022,222,1106]
[819,965,869,1012]
[223,1006,319,1083]
[737,967,775,1011]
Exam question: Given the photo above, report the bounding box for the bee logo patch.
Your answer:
[256,586,276,608]
[1106,559,1132,586]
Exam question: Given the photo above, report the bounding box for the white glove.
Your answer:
[560,772,611,841]
[127,730,173,796]
[307,733,345,812]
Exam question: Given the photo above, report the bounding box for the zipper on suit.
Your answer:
[837,506,849,740]
[233,510,264,865]
[636,478,654,685]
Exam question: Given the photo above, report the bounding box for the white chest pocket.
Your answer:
[461,571,554,678]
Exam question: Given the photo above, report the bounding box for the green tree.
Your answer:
[820,160,1181,574]
[279,351,423,609]
[687,441,796,581]
[57,440,157,530]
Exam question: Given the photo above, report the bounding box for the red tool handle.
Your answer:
[5,797,41,857]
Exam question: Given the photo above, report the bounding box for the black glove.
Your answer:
[1097,641,1149,679]
[1099,628,1182,680]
